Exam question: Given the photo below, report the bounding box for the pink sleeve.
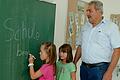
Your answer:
[39,64,54,80]
[40,65,47,75]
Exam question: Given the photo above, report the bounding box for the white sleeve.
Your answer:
[110,23,120,48]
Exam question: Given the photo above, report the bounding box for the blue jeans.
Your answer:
[80,62,109,80]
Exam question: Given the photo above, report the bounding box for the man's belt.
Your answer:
[82,62,109,68]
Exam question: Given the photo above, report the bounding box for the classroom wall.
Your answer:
[54,0,120,80]
[54,0,68,50]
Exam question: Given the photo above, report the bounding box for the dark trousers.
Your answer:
[80,62,109,80]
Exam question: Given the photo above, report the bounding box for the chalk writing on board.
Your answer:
[16,43,29,58]
[3,18,40,42]
[17,49,29,58]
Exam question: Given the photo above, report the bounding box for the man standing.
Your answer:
[73,0,120,80]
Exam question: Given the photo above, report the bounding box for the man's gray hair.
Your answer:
[88,0,103,14]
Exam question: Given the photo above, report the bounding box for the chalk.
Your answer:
[29,54,36,59]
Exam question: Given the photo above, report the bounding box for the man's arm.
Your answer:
[73,46,82,65]
[103,48,120,80]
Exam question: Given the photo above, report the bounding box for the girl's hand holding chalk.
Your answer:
[29,54,36,59]
[28,54,36,64]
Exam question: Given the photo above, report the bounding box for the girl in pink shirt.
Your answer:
[28,42,57,80]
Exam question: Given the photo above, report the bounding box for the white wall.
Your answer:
[54,0,68,50]
[54,0,120,80]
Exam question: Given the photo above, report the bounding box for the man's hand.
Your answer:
[103,71,112,80]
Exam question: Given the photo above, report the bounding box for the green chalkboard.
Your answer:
[0,0,56,80]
